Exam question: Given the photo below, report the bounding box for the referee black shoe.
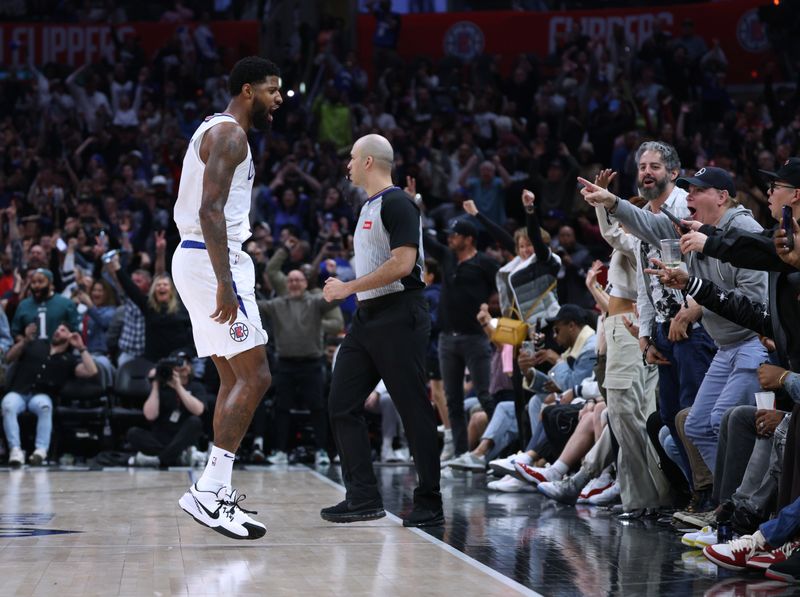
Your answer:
[320,500,385,523]
[403,507,445,528]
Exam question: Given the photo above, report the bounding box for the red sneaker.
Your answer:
[746,540,800,571]
[513,461,550,485]
[703,532,769,571]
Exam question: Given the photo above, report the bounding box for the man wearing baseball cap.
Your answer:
[582,158,768,507]
[423,216,499,461]
[676,166,737,198]
[759,157,800,223]
[677,156,800,386]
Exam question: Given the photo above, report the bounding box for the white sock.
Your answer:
[196,446,235,492]
[549,460,569,480]
[443,428,452,441]
[252,436,263,451]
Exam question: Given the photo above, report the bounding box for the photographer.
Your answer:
[126,351,207,467]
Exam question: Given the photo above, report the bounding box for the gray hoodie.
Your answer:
[613,199,767,347]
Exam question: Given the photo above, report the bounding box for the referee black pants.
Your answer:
[328,290,442,510]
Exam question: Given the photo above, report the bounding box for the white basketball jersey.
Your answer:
[174,113,255,245]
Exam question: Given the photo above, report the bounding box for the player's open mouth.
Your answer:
[642,177,655,186]
[687,207,696,216]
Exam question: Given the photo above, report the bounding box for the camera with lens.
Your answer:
[154,356,185,383]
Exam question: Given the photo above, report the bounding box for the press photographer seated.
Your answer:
[126,351,207,468]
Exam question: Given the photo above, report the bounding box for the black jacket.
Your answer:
[684,276,794,411]
[700,222,800,370]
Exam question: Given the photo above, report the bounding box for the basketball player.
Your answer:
[320,134,443,527]
[172,56,281,540]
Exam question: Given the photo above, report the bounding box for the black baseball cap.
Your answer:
[759,157,800,188]
[676,166,737,197]
[445,218,478,239]
[547,304,586,326]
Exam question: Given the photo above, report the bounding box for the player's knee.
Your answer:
[251,360,271,395]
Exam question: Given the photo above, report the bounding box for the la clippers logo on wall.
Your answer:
[363,220,373,230]
[230,322,249,342]
[443,21,485,62]
[736,9,769,53]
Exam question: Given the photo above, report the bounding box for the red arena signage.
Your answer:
[0,21,259,67]
[358,0,772,84]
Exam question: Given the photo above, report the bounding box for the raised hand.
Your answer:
[403,176,416,197]
[586,260,604,287]
[105,254,121,274]
[155,230,167,253]
[594,169,617,190]
[577,177,617,209]
[68,332,86,351]
[463,199,478,216]
[521,189,535,208]
[24,322,38,342]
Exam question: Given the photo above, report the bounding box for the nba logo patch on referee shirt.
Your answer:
[363,220,372,230]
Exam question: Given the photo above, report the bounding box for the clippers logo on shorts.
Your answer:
[363,220,373,230]
[230,322,249,342]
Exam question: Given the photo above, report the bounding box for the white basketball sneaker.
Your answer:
[179,483,266,540]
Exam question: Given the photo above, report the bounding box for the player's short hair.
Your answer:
[229,57,281,97]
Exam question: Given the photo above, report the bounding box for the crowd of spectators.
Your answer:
[3,1,800,579]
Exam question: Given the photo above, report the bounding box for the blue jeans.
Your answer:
[761,493,800,546]
[659,425,691,483]
[439,332,494,455]
[1,392,53,451]
[685,336,765,474]
[481,401,518,460]
[653,322,716,471]
[525,393,547,452]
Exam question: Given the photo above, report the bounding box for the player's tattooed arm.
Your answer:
[199,123,248,324]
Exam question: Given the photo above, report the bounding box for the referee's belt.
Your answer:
[358,288,423,311]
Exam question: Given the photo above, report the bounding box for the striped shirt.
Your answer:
[354,187,425,301]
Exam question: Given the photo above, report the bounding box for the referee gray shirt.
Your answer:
[354,186,425,301]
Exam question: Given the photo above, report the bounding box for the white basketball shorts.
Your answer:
[172,239,268,359]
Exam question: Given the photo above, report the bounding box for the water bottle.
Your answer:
[717,520,734,543]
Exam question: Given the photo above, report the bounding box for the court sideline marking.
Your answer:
[307,468,542,597]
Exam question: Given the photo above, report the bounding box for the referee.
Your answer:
[321,134,443,528]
